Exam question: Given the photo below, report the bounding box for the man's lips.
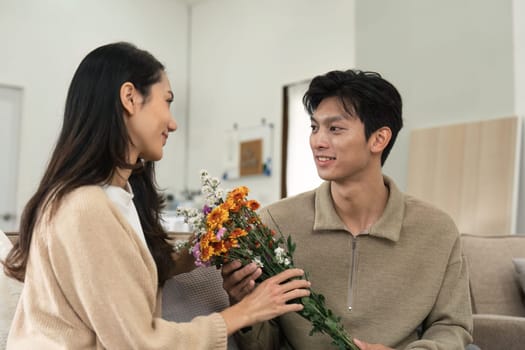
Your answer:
[315,155,336,161]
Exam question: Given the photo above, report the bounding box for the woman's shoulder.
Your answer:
[50,185,118,233]
[58,185,109,213]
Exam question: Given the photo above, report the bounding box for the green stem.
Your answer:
[298,290,360,350]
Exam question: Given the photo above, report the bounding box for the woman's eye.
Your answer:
[310,125,318,132]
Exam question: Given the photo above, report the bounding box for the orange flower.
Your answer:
[223,198,241,213]
[199,232,213,250]
[212,240,229,254]
[207,206,229,230]
[228,186,249,204]
[200,244,214,262]
[226,238,239,249]
[246,199,260,211]
[224,239,235,250]
[230,228,248,239]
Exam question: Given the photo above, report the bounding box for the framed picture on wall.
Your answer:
[240,139,263,176]
[222,121,273,180]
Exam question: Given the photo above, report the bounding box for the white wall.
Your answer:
[187,0,356,206]
[0,0,190,221]
[3,0,524,231]
[355,0,515,193]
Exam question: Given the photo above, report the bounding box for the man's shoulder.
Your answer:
[264,188,316,213]
[259,188,317,226]
[403,194,458,232]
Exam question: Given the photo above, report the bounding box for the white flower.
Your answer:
[188,215,204,228]
[274,247,291,266]
[202,185,213,195]
[274,247,285,256]
[253,256,264,268]
[205,197,217,206]
[173,239,189,253]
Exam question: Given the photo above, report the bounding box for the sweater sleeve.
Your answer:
[47,188,228,350]
[405,237,473,350]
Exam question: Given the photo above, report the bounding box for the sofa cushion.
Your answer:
[513,258,525,295]
[461,234,525,317]
[162,266,240,350]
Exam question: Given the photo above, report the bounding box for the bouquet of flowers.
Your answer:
[175,170,358,350]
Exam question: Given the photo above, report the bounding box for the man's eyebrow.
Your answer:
[310,115,346,123]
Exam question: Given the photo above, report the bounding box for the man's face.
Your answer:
[309,96,373,183]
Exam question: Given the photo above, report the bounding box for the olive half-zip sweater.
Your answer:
[235,176,472,350]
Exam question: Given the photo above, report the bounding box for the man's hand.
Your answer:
[221,260,262,304]
[354,338,394,350]
[171,246,196,276]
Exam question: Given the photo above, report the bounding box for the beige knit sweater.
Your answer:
[7,186,227,350]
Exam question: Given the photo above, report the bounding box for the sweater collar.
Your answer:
[101,182,134,206]
[313,175,404,242]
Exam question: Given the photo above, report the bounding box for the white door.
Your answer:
[0,85,22,232]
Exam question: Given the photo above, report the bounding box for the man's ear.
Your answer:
[370,127,392,154]
[120,82,136,116]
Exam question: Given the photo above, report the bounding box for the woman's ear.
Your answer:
[120,82,136,116]
[370,127,392,154]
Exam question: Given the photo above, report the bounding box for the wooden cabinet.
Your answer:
[407,116,520,235]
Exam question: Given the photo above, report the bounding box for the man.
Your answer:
[222,70,473,350]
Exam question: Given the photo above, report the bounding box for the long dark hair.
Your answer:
[3,42,175,285]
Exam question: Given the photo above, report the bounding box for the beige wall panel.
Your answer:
[407,117,519,235]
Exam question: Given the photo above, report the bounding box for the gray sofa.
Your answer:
[461,234,525,350]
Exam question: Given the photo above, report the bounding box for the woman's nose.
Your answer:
[168,118,177,132]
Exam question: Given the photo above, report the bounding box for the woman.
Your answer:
[2,42,310,349]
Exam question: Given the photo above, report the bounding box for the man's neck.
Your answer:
[331,173,389,237]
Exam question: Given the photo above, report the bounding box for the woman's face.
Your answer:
[125,72,177,162]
